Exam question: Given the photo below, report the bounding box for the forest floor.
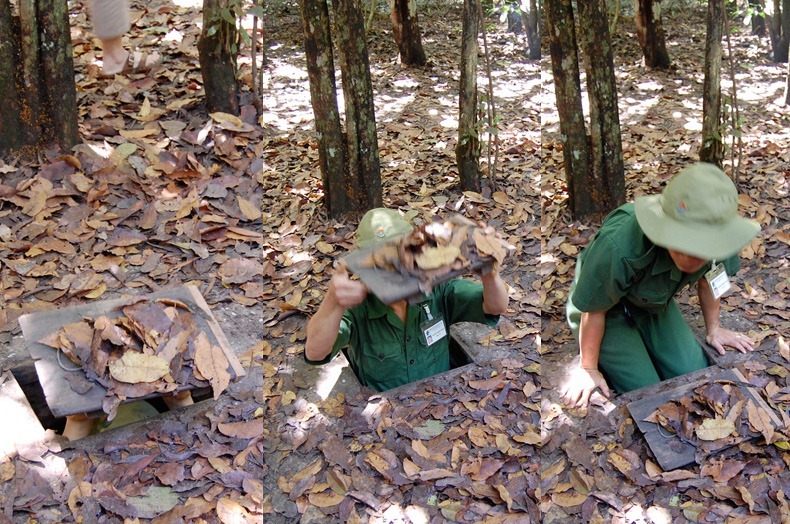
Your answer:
[0,0,266,522]
[0,0,787,521]
[262,1,540,522]
[538,5,790,524]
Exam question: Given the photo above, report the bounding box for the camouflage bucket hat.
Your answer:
[634,163,760,260]
[355,208,414,249]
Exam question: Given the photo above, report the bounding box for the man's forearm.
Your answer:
[481,271,509,315]
[305,299,346,361]
[697,279,720,335]
[579,310,607,369]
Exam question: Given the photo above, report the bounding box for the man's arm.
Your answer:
[481,270,509,315]
[697,279,754,355]
[560,310,611,409]
[305,265,368,362]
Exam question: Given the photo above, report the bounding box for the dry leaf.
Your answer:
[193,332,231,399]
[108,352,170,383]
[216,497,257,524]
[237,196,262,221]
[695,417,737,441]
[414,245,461,270]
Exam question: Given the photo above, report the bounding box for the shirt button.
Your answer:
[409,359,415,365]
[406,336,411,342]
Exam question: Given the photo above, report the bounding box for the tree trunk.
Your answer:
[456,0,480,192]
[524,0,541,59]
[390,0,427,66]
[579,0,625,217]
[198,0,240,114]
[331,0,382,212]
[784,53,790,104]
[546,0,591,218]
[767,0,790,62]
[0,0,77,155]
[750,0,765,36]
[635,0,671,68]
[300,0,349,218]
[0,0,22,151]
[701,0,724,166]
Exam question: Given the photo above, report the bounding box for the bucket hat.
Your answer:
[356,208,414,249]
[634,163,760,260]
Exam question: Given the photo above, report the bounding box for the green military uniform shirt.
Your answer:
[567,203,741,392]
[569,203,740,316]
[306,278,499,392]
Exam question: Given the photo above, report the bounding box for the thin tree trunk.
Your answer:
[456,0,480,192]
[1,0,77,154]
[750,0,765,36]
[524,0,541,59]
[635,0,671,68]
[701,0,724,166]
[767,0,790,62]
[198,0,240,115]
[546,0,591,218]
[39,0,78,147]
[784,56,790,104]
[0,0,22,151]
[300,0,349,217]
[331,0,382,212]
[579,0,625,216]
[782,0,790,61]
[390,0,427,66]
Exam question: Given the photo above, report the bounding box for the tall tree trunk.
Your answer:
[300,0,349,217]
[0,0,22,151]
[701,0,724,166]
[331,0,382,212]
[524,0,541,59]
[579,0,625,216]
[546,0,591,218]
[39,0,77,148]
[198,0,240,114]
[456,0,480,192]
[0,0,77,155]
[785,58,790,104]
[390,0,427,66]
[750,0,765,36]
[635,0,671,68]
[767,0,790,62]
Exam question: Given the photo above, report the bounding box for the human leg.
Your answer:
[89,0,159,75]
[639,299,709,380]
[63,413,95,441]
[596,305,662,393]
[163,390,194,410]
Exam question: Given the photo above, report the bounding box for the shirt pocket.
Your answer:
[628,275,675,309]
[360,342,403,387]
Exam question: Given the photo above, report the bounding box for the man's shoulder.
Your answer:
[594,203,651,254]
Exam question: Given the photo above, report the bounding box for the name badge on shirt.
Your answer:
[420,317,447,346]
[705,262,731,299]
[419,304,446,346]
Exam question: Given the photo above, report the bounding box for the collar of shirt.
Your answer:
[366,294,427,329]
[650,248,683,282]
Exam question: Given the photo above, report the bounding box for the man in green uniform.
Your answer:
[305,209,509,392]
[562,163,761,409]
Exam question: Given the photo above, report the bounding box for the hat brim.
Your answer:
[634,195,760,260]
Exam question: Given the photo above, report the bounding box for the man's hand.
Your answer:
[560,366,611,409]
[706,326,755,355]
[328,263,368,309]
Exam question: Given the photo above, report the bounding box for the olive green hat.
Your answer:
[356,208,414,249]
[634,163,760,260]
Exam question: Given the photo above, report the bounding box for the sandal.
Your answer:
[99,49,161,78]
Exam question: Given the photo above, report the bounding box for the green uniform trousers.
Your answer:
[567,300,709,393]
